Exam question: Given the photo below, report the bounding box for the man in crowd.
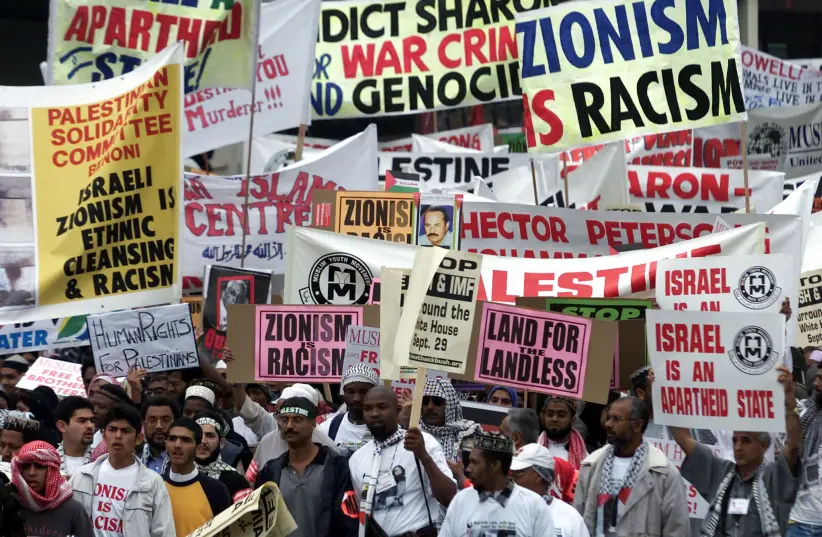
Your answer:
[539,395,589,470]
[194,410,252,501]
[789,362,822,536]
[350,386,456,536]
[166,371,187,401]
[90,384,133,448]
[318,364,378,454]
[183,383,220,419]
[256,397,356,537]
[141,397,179,473]
[439,433,554,537]
[1,412,43,461]
[70,405,175,537]
[575,396,689,537]
[503,407,578,505]
[10,440,93,537]
[54,396,95,478]
[672,365,799,537]
[245,383,274,411]
[145,375,170,399]
[487,386,517,407]
[0,354,29,394]
[163,418,231,537]
[419,377,481,462]
[511,443,590,537]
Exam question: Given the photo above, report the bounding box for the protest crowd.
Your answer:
[3,0,822,536]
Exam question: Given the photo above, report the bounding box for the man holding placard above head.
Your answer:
[318,363,378,456]
[670,365,800,537]
[575,396,689,537]
[350,386,456,537]
[439,433,555,537]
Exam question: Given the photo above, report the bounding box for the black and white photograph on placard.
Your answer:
[0,244,35,310]
[0,108,30,173]
[0,174,33,242]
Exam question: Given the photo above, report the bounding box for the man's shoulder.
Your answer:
[513,484,548,507]
[348,440,375,466]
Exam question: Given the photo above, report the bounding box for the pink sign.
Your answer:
[254,306,363,382]
[474,303,592,397]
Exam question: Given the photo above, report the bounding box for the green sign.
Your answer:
[542,298,653,321]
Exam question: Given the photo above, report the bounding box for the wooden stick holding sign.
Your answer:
[294,123,307,162]
[530,158,539,205]
[740,122,751,214]
[562,156,570,207]
[408,367,427,429]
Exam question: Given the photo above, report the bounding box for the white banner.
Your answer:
[16,357,85,397]
[184,126,378,289]
[378,152,535,186]
[460,203,802,259]
[283,223,765,305]
[797,270,822,347]
[627,166,785,213]
[0,317,89,354]
[647,309,786,433]
[87,304,198,376]
[741,46,822,109]
[183,0,320,157]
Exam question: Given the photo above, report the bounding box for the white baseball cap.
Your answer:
[510,443,555,473]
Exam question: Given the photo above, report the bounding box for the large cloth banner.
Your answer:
[47,0,258,92]
[312,0,547,119]
[183,0,320,157]
[0,317,89,354]
[283,223,765,305]
[741,46,822,109]
[377,152,535,185]
[517,0,746,152]
[460,203,802,259]
[185,126,378,289]
[0,45,183,324]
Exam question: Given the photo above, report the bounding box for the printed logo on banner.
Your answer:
[733,266,782,310]
[748,123,787,162]
[730,326,779,375]
[300,253,373,305]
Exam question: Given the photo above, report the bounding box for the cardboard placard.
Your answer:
[16,357,85,397]
[337,192,415,243]
[474,302,615,404]
[182,296,203,328]
[647,309,786,433]
[797,270,822,347]
[342,325,381,378]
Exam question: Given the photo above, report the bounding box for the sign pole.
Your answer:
[294,124,307,162]
[530,158,539,205]
[239,28,262,269]
[408,367,428,429]
[562,154,570,207]
[740,122,751,214]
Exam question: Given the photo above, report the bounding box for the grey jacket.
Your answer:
[574,443,690,537]
[70,455,176,537]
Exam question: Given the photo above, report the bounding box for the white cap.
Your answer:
[280,383,319,406]
[215,360,227,371]
[510,443,555,473]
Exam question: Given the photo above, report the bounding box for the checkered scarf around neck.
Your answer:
[57,442,92,477]
[358,427,407,537]
[11,441,74,513]
[538,395,587,469]
[194,416,238,479]
[799,389,822,465]
[598,441,649,498]
[421,378,481,462]
[701,460,780,537]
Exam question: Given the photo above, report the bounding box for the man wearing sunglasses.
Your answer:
[256,397,357,537]
[419,378,481,463]
[574,396,689,537]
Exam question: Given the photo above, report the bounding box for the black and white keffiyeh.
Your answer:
[198,455,238,479]
[421,378,480,462]
[700,461,780,537]
[359,428,407,537]
[57,442,92,477]
[598,441,649,496]
[799,391,822,463]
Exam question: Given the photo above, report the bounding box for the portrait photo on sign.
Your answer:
[216,275,253,331]
[202,265,272,340]
[0,175,33,242]
[0,108,30,173]
[0,245,35,310]
[417,203,455,249]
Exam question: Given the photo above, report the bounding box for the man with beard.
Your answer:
[538,395,588,471]
[141,397,179,474]
[350,386,455,537]
[256,397,356,537]
[194,410,251,501]
[439,433,554,537]
[163,418,230,537]
[418,377,481,463]
[318,364,378,455]
[574,396,688,537]
[788,364,822,536]
[672,365,799,537]
[0,355,28,395]
[54,397,95,478]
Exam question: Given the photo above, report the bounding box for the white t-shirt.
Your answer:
[233,416,260,448]
[349,431,454,536]
[548,498,590,537]
[92,430,103,449]
[91,459,139,537]
[790,450,822,524]
[610,457,632,487]
[439,484,555,537]
[64,456,86,477]
[318,412,370,451]
[547,440,570,461]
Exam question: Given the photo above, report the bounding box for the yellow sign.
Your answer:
[336,191,415,243]
[312,0,549,119]
[49,0,258,92]
[30,62,181,308]
[518,0,746,152]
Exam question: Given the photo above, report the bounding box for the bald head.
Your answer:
[363,386,399,441]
